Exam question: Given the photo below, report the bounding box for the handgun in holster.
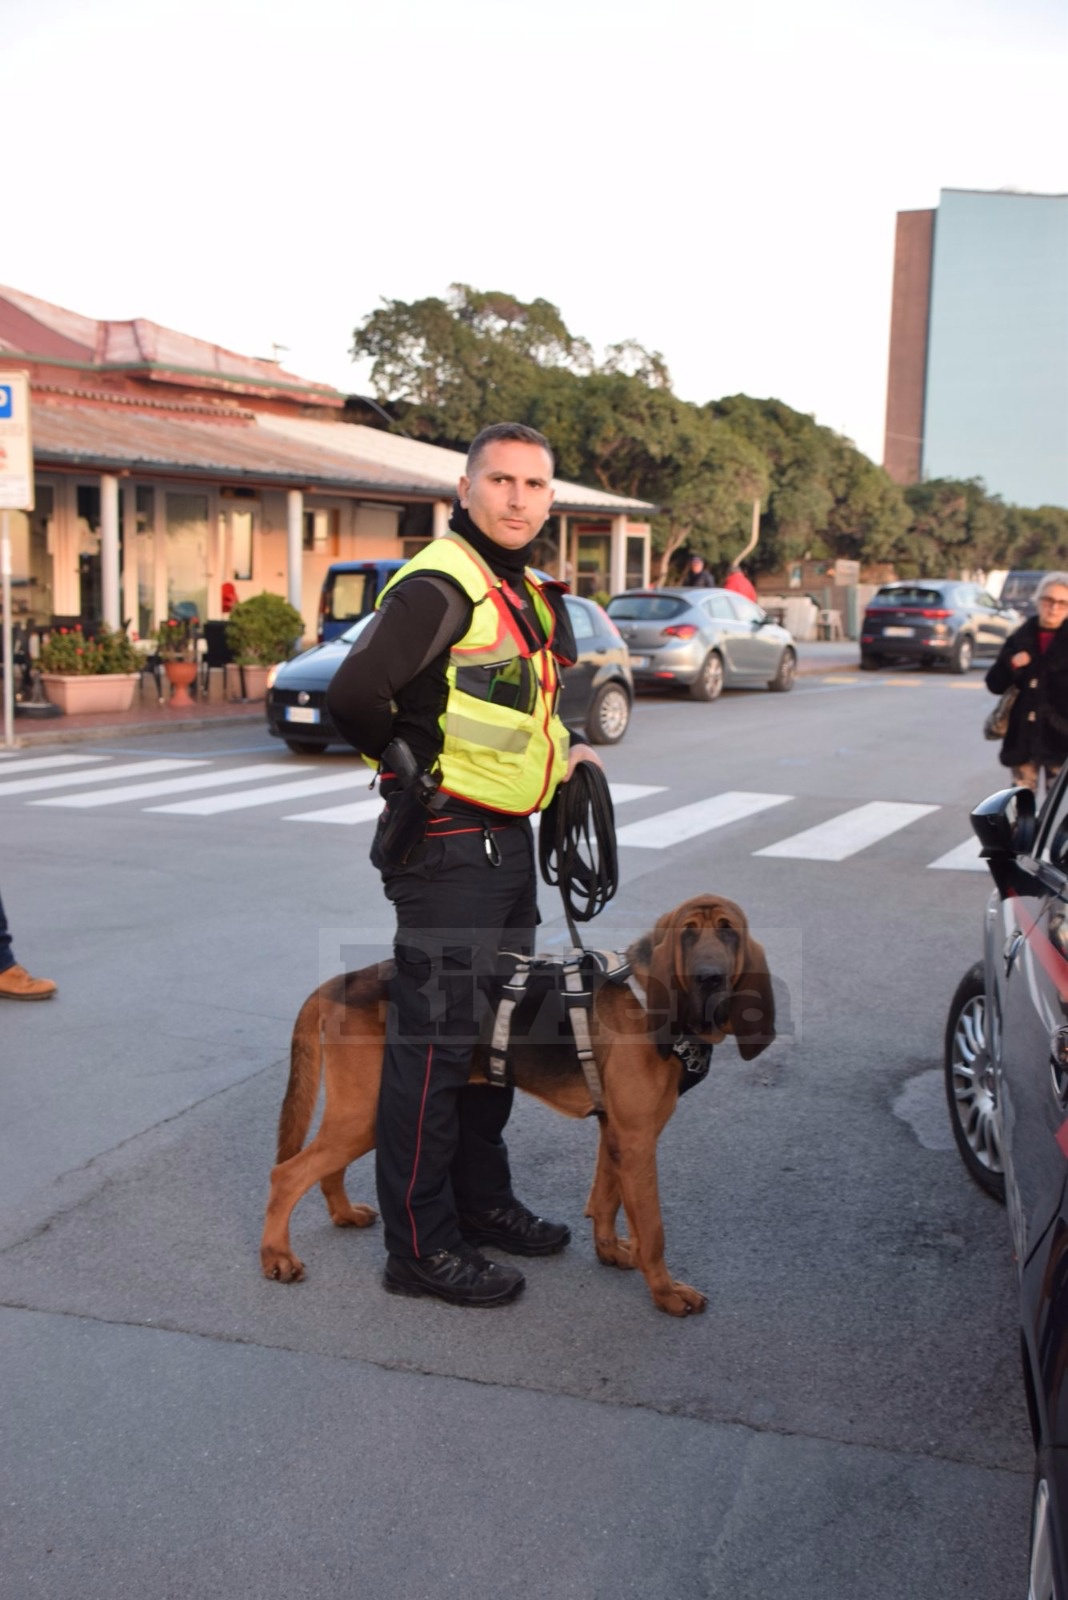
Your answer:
[372,738,444,870]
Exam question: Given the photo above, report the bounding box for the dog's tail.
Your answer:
[276,982,332,1164]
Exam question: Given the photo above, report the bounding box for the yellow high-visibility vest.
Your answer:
[377,533,571,814]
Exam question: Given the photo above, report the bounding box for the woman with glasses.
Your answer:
[986,572,1068,795]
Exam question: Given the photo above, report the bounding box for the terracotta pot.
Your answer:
[40,673,140,715]
[225,663,270,702]
[164,660,198,708]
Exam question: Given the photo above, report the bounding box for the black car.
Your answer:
[266,593,633,753]
[861,580,1020,673]
[945,775,1068,1596]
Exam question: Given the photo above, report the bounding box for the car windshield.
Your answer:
[870,587,948,608]
[1001,574,1043,604]
[606,595,688,621]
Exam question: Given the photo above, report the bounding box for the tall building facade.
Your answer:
[883,188,1068,509]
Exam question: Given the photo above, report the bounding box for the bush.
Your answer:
[225,592,304,666]
[38,624,141,676]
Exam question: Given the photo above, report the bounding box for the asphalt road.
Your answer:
[0,665,1033,1599]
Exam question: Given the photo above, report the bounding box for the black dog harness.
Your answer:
[488,950,713,1113]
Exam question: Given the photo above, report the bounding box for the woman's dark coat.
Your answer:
[986,616,1068,768]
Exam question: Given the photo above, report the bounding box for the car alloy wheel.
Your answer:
[944,963,1005,1201]
[951,635,973,674]
[1029,1475,1055,1600]
[586,682,631,745]
[769,648,796,692]
[689,651,724,702]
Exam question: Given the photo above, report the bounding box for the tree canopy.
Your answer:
[352,285,1066,580]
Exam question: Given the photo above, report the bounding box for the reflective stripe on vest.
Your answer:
[377,534,570,814]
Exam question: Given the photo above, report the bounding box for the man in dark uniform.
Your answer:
[327,422,603,1307]
[683,554,714,588]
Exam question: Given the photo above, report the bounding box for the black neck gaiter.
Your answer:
[448,501,536,581]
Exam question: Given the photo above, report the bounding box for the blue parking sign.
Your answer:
[0,386,12,419]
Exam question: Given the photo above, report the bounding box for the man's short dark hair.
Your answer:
[466,422,554,477]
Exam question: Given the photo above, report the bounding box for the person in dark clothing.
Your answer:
[326,421,603,1307]
[985,571,1068,795]
[683,554,714,588]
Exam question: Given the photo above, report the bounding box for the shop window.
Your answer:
[303,508,340,554]
[232,510,254,580]
[625,534,646,590]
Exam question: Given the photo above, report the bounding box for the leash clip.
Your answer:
[483,824,502,867]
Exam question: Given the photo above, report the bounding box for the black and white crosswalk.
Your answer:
[0,751,987,872]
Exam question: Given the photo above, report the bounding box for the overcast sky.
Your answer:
[4,0,1065,464]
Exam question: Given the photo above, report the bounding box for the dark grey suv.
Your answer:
[860,580,1020,673]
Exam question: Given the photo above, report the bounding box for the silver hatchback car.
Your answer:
[605,587,797,700]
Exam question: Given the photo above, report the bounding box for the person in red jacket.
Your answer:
[723,565,758,603]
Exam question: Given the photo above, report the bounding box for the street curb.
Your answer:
[7,710,264,749]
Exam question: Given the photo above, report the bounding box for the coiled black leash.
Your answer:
[538,759,619,949]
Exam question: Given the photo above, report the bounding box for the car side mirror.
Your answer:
[971,786,1037,857]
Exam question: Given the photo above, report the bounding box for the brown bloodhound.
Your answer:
[260,895,775,1316]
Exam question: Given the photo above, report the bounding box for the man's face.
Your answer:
[458,439,555,550]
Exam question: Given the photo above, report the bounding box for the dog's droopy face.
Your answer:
[628,895,775,1062]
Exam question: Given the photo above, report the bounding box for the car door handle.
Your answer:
[1004,929,1026,975]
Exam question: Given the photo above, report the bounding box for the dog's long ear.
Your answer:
[728,932,776,1060]
[647,914,683,1060]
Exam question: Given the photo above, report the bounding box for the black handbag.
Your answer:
[984,686,1019,741]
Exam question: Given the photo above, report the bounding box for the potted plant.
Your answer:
[154,616,200,707]
[38,624,142,715]
[224,592,304,701]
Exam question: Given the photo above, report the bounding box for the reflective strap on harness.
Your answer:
[488,955,534,1088]
[561,955,604,1116]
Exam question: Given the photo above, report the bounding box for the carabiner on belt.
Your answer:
[482,823,502,867]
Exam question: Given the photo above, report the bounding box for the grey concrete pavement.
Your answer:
[0,669,1032,1598]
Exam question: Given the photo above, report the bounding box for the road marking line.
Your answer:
[0,753,108,773]
[949,682,985,691]
[928,838,987,871]
[615,791,792,849]
[884,678,926,687]
[150,771,368,814]
[30,764,306,809]
[0,759,202,797]
[755,800,939,860]
[285,797,385,824]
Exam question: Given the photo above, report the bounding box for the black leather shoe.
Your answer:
[458,1201,571,1257]
[382,1245,525,1306]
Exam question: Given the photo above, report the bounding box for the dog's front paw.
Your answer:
[329,1201,377,1230]
[261,1247,305,1283]
[653,1280,707,1317]
[594,1233,636,1270]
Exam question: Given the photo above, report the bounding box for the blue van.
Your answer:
[316,560,406,642]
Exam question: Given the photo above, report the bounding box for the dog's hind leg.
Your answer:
[261,1117,375,1283]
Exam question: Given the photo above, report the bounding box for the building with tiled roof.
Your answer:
[0,286,654,641]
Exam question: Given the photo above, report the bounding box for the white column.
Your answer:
[154,486,168,628]
[432,499,450,539]
[100,473,121,629]
[557,514,569,581]
[286,489,303,612]
[121,483,138,634]
[53,478,80,615]
[609,515,628,597]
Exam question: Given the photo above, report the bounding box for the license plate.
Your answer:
[286,706,320,724]
[883,626,914,637]
[629,655,649,669]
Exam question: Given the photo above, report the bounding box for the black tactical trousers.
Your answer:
[376,815,537,1259]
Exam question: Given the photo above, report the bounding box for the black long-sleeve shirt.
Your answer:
[326,567,580,774]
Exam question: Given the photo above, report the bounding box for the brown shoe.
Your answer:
[0,964,57,1001]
